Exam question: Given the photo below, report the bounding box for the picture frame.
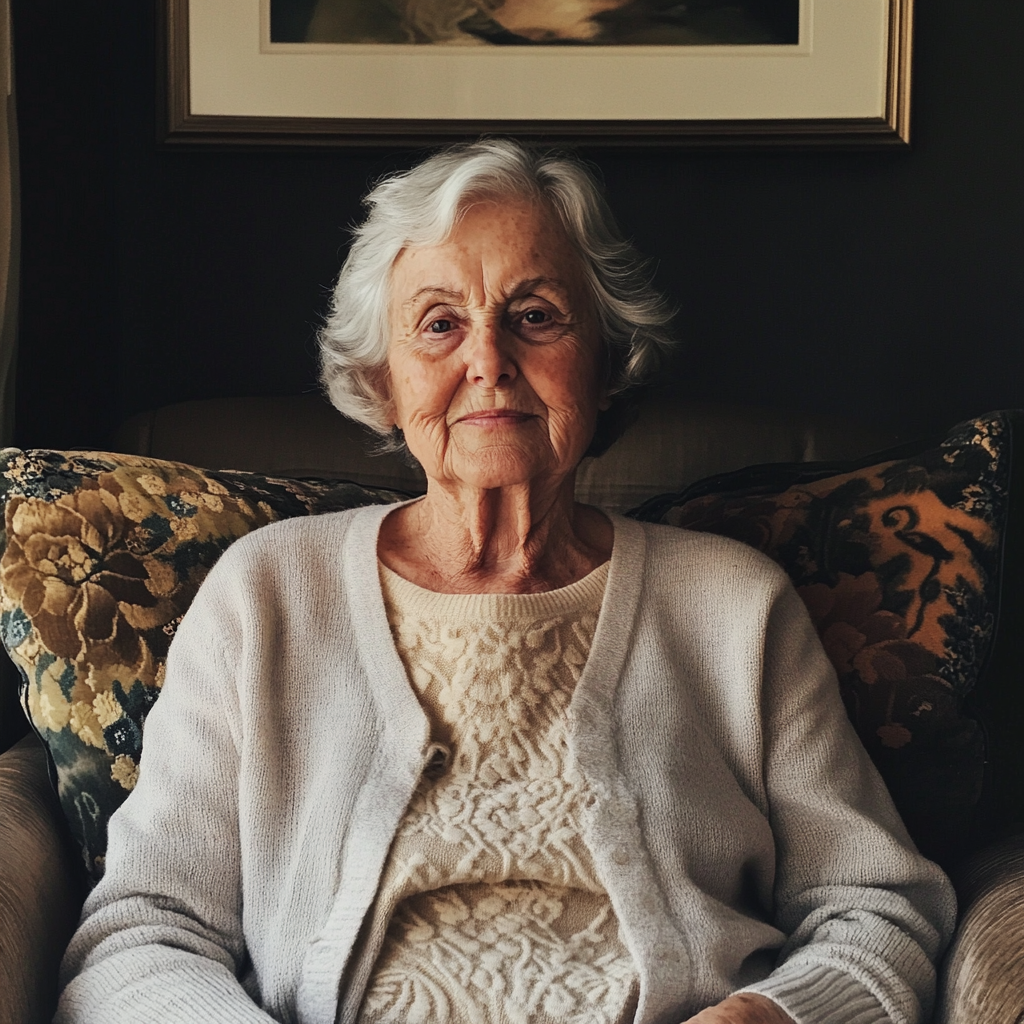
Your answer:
[162,0,913,148]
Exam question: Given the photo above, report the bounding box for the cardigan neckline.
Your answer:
[377,556,610,620]
[341,503,647,751]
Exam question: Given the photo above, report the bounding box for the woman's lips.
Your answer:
[455,410,534,427]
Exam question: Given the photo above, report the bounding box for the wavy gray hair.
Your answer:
[318,138,676,454]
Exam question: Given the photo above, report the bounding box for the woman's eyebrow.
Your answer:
[506,277,573,301]
[400,278,571,311]
[401,287,465,309]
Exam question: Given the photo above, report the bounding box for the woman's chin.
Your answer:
[448,468,538,492]
[440,447,558,493]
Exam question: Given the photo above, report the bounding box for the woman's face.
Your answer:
[386,198,608,493]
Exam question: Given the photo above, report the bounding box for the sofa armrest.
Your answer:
[937,833,1024,1024]
[0,733,83,1024]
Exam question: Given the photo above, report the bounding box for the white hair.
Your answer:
[318,138,676,451]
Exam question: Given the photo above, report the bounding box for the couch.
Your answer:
[1,392,1022,1024]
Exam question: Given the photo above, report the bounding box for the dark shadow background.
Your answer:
[8,0,1024,449]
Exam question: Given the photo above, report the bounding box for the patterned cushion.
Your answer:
[629,412,1023,868]
[0,449,411,881]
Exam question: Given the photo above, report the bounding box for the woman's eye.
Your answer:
[521,309,550,325]
[428,319,454,334]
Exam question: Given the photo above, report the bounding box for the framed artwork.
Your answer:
[163,0,913,148]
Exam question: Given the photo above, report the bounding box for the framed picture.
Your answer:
[163,0,913,148]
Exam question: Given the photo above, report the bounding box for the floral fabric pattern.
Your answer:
[0,448,409,881]
[629,414,1014,866]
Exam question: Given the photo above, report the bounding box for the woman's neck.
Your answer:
[377,476,613,594]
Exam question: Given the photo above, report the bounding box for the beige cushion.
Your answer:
[576,395,899,512]
[114,395,428,494]
[938,833,1024,1023]
[0,736,82,1024]
[115,393,900,514]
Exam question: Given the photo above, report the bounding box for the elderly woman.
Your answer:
[56,140,954,1024]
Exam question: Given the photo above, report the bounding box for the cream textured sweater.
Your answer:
[56,504,956,1024]
[349,561,637,1024]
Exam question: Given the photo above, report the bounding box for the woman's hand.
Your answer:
[683,993,796,1024]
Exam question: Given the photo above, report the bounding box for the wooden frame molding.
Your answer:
[162,0,914,149]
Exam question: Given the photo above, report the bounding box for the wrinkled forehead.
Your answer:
[388,195,589,304]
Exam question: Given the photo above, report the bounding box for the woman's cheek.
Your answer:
[389,356,449,428]
[546,408,597,464]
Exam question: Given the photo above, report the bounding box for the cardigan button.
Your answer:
[612,846,630,866]
[423,742,451,779]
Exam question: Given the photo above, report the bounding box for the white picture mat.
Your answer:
[189,0,889,122]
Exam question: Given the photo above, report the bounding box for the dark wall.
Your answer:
[11,0,1024,453]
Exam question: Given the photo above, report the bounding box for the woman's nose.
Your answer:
[464,322,517,388]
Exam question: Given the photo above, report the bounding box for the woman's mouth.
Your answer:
[455,410,534,427]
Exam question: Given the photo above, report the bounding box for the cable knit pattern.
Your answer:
[348,562,638,1024]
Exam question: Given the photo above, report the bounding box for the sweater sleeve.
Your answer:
[738,582,957,1024]
[54,560,278,1024]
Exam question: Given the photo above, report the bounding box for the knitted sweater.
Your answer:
[350,560,637,1024]
[56,504,956,1024]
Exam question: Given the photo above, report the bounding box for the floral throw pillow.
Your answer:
[629,412,1021,868]
[0,448,411,881]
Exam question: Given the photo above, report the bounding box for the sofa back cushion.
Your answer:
[116,393,899,514]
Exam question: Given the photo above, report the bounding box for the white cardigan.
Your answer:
[56,505,956,1024]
